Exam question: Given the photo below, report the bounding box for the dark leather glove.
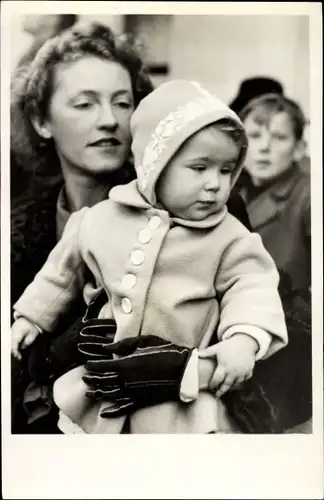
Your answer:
[27,289,116,384]
[77,288,117,356]
[77,318,117,356]
[81,335,195,417]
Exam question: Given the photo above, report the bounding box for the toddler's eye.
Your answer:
[221,165,235,174]
[190,165,206,172]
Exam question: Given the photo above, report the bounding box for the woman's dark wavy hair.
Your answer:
[11,21,154,176]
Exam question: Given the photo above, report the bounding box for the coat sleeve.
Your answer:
[214,224,288,359]
[13,207,89,333]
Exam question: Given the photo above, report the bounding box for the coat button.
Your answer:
[148,216,161,230]
[122,274,137,289]
[121,297,132,314]
[138,228,152,244]
[130,249,145,266]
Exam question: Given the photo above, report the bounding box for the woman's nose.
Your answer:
[97,102,118,129]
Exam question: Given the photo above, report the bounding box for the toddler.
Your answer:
[11,80,287,433]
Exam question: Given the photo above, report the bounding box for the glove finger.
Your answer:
[136,335,172,348]
[80,320,117,336]
[91,337,140,357]
[84,385,123,400]
[78,334,115,346]
[99,335,168,356]
[78,342,115,357]
[79,335,115,347]
[82,289,110,321]
[100,398,133,418]
[85,358,121,372]
[82,371,119,385]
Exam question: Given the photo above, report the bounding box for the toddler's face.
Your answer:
[243,111,304,186]
[156,126,239,221]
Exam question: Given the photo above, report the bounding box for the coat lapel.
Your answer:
[248,192,280,229]
[245,166,302,230]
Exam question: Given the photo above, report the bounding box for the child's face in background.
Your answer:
[243,110,304,186]
[156,126,239,221]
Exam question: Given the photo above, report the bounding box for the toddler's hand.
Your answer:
[11,317,41,360]
[199,334,258,397]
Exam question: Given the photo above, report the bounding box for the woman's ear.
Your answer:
[293,138,307,163]
[30,115,53,139]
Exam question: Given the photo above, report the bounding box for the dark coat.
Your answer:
[238,164,311,293]
[222,282,312,433]
[11,164,135,433]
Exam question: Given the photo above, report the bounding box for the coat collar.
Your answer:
[109,180,227,229]
[244,164,303,229]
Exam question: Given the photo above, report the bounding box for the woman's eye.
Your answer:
[114,101,132,109]
[73,101,92,110]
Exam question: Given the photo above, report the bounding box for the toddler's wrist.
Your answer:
[227,332,259,355]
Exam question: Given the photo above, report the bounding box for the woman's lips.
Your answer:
[89,138,121,148]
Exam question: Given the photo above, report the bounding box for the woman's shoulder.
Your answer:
[11,179,63,304]
[11,179,62,235]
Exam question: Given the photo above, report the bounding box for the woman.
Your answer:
[11,21,250,434]
[10,20,154,433]
[11,15,78,200]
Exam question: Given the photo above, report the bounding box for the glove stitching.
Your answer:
[136,343,174,351]
[120,348,188,360]
[126,380,175,387]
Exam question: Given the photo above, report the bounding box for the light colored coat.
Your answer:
[14,81,287,433]
[15,181,287,433]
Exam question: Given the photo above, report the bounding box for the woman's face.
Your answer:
[43,56,134,176]
[243,110,303,186]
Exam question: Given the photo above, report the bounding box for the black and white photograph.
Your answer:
[1,1,323,498]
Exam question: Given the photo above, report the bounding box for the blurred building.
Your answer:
[10,14,310,119]
[122,15,310,119]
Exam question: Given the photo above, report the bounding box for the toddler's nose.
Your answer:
[204,171,220,191]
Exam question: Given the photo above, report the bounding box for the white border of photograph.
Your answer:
[1,2,323,499]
